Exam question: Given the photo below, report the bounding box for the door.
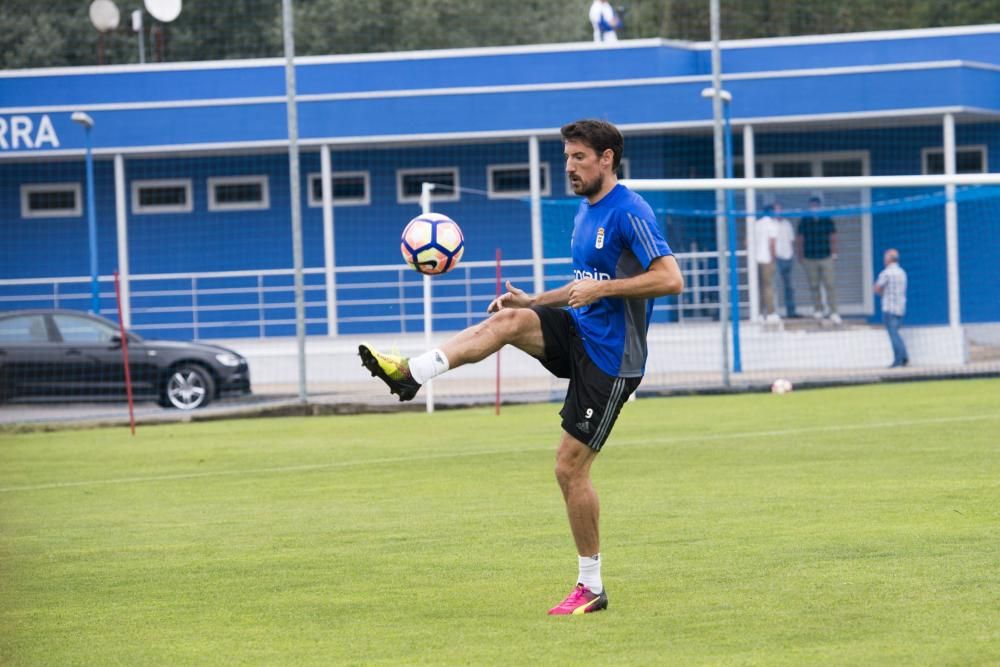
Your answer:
[735,151,872,316]
[0,313,65,398]
[49,313,158,398]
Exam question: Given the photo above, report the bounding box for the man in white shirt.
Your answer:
[754,204,780,320]
[772,202,798,318]
[874,248,909,368]
[590,0,620,43]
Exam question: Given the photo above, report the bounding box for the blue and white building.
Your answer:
[1,24,998,384]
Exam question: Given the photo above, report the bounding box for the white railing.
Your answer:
[0,251,747,339]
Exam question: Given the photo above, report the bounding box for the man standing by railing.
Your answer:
[773,202,798,318]
[797,196,841,325]
[754,204,780,322]
[874,248,909,368]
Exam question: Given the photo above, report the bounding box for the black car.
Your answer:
[0,309,251,410]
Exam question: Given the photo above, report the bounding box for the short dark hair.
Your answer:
[560,119,623,171]
[809,196,822,204]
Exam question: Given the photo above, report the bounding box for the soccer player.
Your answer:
[359,119,683,615]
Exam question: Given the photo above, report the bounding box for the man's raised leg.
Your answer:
[359,308,545,401]
[439,308,545,366]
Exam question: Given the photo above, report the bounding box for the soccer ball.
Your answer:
[771,378,794,395]
[400,213,465,275]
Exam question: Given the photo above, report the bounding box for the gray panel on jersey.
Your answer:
[616,248,648,377]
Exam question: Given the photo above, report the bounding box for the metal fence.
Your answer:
[0,251,746,340]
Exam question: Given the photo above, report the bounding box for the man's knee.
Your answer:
[489,308,540,345]
[554,437,594,489]
[492,307,533,331]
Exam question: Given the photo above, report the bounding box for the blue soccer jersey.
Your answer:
[568,184,672,377]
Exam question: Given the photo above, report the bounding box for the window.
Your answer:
[733,162,763,179]
[822,159,864,177]
[736,152,869,180]
[772,161,813,178]
[0,315,50,343]
[922,146,987,175]
[307,171,371,207]
[208,175,269,211]
[565,158,629,195]
[487,163,551,199]
[131,179,193,214]
[52,314,116,343]
[20,183,82,219]
[397,168,460,203]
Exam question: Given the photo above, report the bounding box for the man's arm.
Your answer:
[567,255,683,309]
[489,255,684,312]
[873,270,886,295]
[829,231,838,259]
[487,280,572,313]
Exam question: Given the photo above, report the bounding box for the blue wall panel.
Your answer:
[0,67,285,107]
[5,63,996,154]
[125,154,293,274]
[0,159,118,279]
[1,44,693,109]
[717,32,1000,73]
[297,45,696,94]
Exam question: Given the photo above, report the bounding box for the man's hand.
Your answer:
[568,278,604,309]
[487,281,533,313]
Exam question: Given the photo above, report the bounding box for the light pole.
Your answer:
[72,111,101,316]
[701,87,742,373]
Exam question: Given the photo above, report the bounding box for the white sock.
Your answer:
[408,348,450,385]
[578,553,602,593]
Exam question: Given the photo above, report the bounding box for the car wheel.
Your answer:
[161,364,215,410]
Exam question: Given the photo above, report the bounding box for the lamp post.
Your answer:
[132,10,146,64]
[701,87,742,373]
[72,111,101,316]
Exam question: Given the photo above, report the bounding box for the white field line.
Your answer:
[1,413,996,494]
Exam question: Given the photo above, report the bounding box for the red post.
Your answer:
[114,271,136,435]
[495,248,502,416]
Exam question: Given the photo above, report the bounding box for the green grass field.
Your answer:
[1,379,998,665]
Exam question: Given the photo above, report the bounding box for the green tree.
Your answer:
[288,0,591,56]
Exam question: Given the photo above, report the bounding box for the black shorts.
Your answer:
[531,306,642,452]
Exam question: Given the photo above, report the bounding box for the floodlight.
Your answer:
[89,0,121,32]
[144,0,182,22]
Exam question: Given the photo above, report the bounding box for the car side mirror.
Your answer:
[110,334,124,347]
